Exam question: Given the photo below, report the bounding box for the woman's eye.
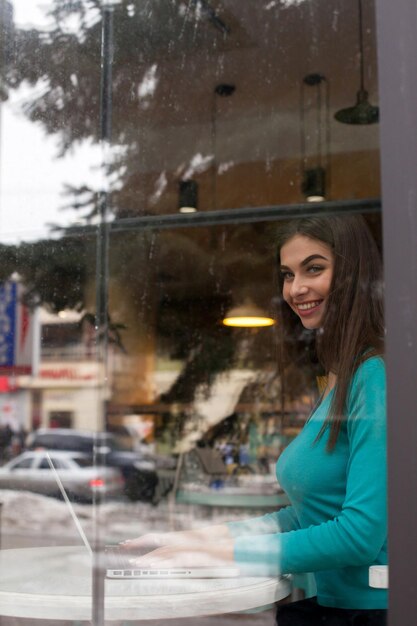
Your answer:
[281,271,293,281]
[308,265,323,274]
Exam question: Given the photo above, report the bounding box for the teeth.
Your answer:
[297,301,321,311]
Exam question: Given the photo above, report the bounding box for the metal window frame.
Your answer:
[68,198,380,237]
[376,0,417,623]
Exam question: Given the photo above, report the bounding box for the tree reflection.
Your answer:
[0,1,319,442]
[4,0,239,218]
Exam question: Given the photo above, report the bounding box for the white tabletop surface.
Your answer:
[0,546,291,621]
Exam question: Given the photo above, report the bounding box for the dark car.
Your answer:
[25,428,167,502]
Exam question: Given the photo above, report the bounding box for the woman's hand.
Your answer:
[119,525,232,553]
[120,532,178,552]
[119,530,202,553]
[128,539,235,569]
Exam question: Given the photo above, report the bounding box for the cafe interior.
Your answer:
[0,0,382,506]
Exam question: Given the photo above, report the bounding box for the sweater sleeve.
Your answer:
[233,358,387,576]
[227,504,301,537]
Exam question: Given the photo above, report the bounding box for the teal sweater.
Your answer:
[228,357,387,609]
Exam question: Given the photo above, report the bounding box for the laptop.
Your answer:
[46,453,241,579]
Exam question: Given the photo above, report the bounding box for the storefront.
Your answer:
[24,362,105,430]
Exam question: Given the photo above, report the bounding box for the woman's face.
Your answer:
[279,234,334,330]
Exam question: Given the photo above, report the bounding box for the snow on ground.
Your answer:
[0,490,175,544]
[0,489,249,546]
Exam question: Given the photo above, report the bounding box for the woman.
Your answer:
[124,215,387,625]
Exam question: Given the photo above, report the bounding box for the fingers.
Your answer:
[129,546,170,568]
[119,534,161,549]
[119,532,186,551]
[123,534,157,545]
[128,545,226,569]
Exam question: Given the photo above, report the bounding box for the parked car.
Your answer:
[25,428,174,502]
[0,450,124,502]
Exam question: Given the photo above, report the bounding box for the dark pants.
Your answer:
[276,598,387,626]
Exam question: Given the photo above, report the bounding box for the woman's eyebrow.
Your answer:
[279,254,329,271]
[300,254,329,266]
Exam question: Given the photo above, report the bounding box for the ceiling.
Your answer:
[104,0,381,214]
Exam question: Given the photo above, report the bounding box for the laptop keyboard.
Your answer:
[104,545,147,570]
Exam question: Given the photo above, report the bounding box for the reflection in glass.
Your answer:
[1,0,380,233]
[0,0,386,623]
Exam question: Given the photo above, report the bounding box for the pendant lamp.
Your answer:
[334,0,379,125]
[300,73,329,202]
[302,166,326,203]
[211,83,236,210]
[222,298,275,328]
[178,180,198,213]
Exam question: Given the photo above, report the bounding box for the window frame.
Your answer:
[376,0,417,623]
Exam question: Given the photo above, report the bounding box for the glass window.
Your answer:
[39,457,55,470]
[71,455,94,468]
[0,0,392,624]
[9,457,33,470]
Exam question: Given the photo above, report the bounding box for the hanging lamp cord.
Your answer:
[358,0,365,92]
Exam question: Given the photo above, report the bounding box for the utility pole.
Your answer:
[0,0,14,229]
[92,2,118,624]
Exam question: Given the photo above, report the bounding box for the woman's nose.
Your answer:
[290,276,308,297]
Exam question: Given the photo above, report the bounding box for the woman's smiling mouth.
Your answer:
[295,300,323,316]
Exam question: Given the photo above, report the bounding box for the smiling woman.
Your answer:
[0,0,399,623]
[121,214,387,625]
[276,215,384,446]
[279,235,334,330]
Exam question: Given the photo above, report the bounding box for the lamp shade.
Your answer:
[302,167,326,202]
[179,180,198,213]
[334,90,379,125]
[222,299,275,328]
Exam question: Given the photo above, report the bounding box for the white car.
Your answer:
[0,451,125,502]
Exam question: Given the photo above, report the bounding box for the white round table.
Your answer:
[0,546,291,622]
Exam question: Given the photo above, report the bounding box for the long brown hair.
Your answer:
[276,214,384,450]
